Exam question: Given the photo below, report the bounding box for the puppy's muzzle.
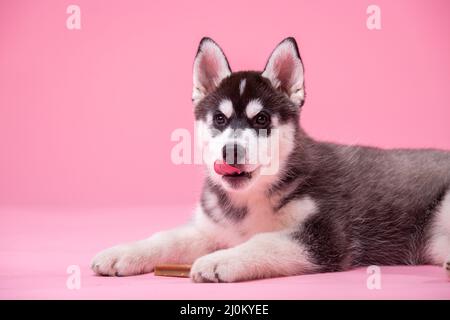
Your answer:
[222,143,246,165]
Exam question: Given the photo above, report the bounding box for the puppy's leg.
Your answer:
[190,231,317,283]
[91,224,215,276]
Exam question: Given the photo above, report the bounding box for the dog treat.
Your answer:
[214,160,242,175]
[154,264,191,278]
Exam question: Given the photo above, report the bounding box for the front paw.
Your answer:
[190,250,244,283]
[91,244,152,276]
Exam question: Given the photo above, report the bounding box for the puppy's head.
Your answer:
[193,37,305,192]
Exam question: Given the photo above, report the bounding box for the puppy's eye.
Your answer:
[213,112,227,126]
[254,112,270,128]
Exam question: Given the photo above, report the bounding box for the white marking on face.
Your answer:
[239,79,246,96]
[245,99,263,119]
[206,113,213,125]
[218,99,233,118]
[197,112,296,193]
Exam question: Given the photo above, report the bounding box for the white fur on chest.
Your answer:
[195,192,317,248]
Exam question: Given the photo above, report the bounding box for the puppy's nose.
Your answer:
[222,143,246,165]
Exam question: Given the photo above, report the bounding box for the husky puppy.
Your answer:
[92,37,450,282]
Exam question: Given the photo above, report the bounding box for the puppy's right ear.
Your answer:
[192,37,231,105]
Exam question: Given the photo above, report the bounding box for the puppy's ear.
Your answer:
[262,37,305,106]
[193,37,231,105]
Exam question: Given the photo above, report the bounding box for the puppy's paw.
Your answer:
[91,244,152,276]
[190,250,246,283]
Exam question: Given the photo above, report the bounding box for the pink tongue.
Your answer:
[214,160,242,175]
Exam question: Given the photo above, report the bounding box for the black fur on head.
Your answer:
[192,37,305,132]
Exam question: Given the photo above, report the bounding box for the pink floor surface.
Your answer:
[0,206,449,300]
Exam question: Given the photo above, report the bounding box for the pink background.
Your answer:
[1,0,450,299]
[1,0,449,207]
[2,207,450,299]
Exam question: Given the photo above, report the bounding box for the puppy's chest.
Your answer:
[238,198,282,235]
[208,194,316,247]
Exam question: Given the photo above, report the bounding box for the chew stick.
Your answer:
[154,264,191,278]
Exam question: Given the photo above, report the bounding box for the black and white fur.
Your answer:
[92,37,450,282]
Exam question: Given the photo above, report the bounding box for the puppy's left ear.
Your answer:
[262,37,305,106]
[193,37,232,105]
